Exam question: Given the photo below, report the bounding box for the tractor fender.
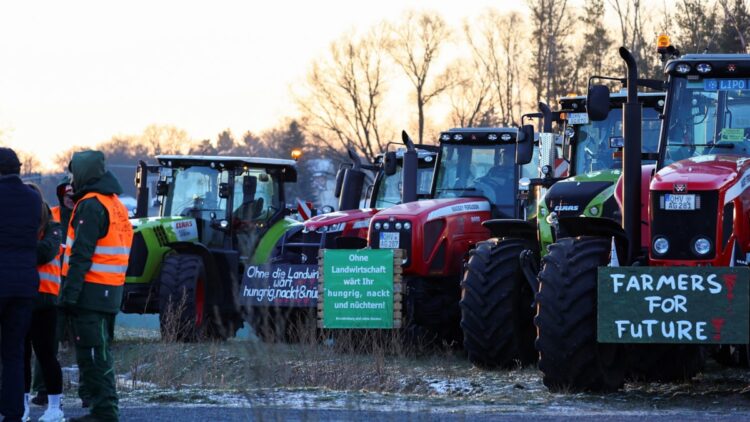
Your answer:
[482,219,537,241]
[557,216,629,260]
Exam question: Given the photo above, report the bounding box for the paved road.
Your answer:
[28,405,750,422]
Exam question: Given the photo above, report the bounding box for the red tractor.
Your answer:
[368,127,535,346]
[536,44,750,391]
[245,133,437,341]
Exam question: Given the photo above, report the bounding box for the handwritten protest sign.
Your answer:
[598,267,749,343]
[240,264,318,307]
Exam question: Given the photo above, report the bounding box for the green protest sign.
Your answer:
[322,249,395,329]
[598,267,749,343]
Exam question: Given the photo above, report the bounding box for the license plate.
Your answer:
[379,232,399,249]
[663,194,696,210]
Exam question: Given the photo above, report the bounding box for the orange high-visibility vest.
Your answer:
[38,206,63,295]
[61,193,133,286]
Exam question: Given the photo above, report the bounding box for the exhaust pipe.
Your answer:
[401,130,418,204]
[620,47,642,263]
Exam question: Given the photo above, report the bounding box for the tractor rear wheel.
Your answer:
[158,254,222,341]
[535,236,625,392]
[460,238,537,368]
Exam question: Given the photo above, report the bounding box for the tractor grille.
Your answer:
[650,190,718,260]
[370,220,413,267]
[153,226,169,246]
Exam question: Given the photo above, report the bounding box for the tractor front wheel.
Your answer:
[460,238,537,368]
[158,254,221,341]
[535,236,625,392]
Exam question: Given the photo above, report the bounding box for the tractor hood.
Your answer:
[373,197,490,221]
[651,155,746,192]
[543,169,621,218]
[303,208,378,231]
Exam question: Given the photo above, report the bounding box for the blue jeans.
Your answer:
[0,298,32,422]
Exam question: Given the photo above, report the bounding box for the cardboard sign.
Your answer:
[321,249,395,329]
[240,264,319,307]
[598,267,749,344]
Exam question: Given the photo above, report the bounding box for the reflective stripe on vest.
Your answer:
[40,206,64,296]
[61,193,134,287]
[38,257,61,295]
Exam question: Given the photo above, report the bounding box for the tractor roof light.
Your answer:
[488,134,498,141]
[657,34,671,50]
[453,134,463,141]
[440,134,451,141]
[500,133,513,141]
[291,148,303,161]
[675,63,691,74]
[404,222,411,230]
[696,63,712,73]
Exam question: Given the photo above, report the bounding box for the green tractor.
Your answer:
[124,155,299,340]
[459,92,663,368]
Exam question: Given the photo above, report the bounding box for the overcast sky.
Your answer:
[0,0,533,170]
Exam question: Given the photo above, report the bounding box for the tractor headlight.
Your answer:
[383,222,390,230]
[395,222,402,230]
[653,237,669,255]
[694,237,711,256]
[675,63,691,74]
[374,222,382,230]
[404,222,411,230]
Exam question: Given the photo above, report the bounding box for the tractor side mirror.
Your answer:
[515,125,534,165]
[218,182,230,198]
[384,151,398,176]
[587,85,611,121]
[155,180,169,196]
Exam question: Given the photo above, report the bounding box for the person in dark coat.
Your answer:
[0,147,42,422]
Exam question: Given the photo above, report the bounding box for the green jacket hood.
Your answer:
[55,174,72,207]
[69,150,123,200]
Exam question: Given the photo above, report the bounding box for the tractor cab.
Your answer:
[560,92,664,174]
[659,56,750,166]
[432,128,534,219]
[154,155,297,263]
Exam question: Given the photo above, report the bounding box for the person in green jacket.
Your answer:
[60,151,133,422]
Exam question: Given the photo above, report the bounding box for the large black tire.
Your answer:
[460,238,537,368]
[159,254,223,341]
[627,344,705,382]
[403,277,462,353]
[535,236,625,392]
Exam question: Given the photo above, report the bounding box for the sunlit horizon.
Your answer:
[0,0,532,172]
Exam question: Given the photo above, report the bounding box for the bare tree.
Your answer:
[574,0,615,93]
[675,0,719,54]
[464,10,525,126]
[389,11,456,143]
[609,0,656,76]
[527,0,576,106]
[718,0,750,53]
[140,124,192,155]
[296,26,392,162]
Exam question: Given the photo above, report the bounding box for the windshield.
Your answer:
[664,77,750,165]
[162,166,228,248]
[164,166,226,218]
[434,143,516,208]
[374,161,434,208]
[573,106,661,174]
